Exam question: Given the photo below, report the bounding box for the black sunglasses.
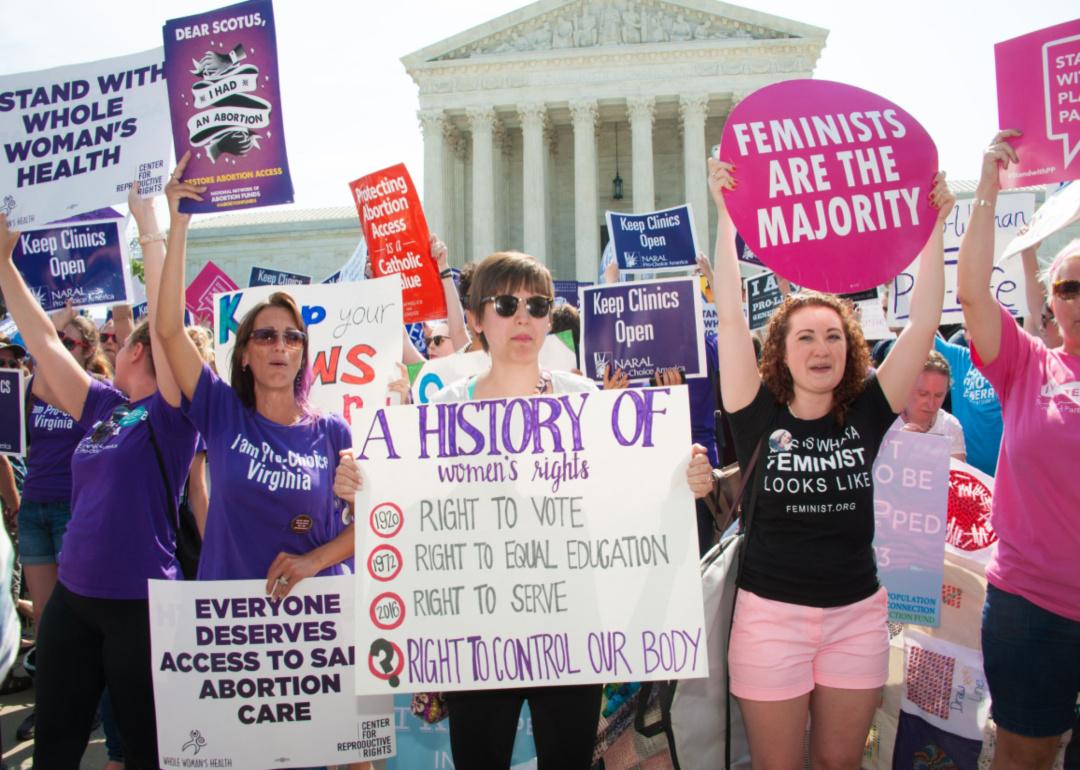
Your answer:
[249,327,307,348]
[481,295,553,319]
[424,335,448,348]
[59,332,90,351]
[100,332,117,344]
[1052,279,1080,300]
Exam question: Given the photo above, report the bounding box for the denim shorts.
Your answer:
[981,583,1080,737]
[17,499,71,565]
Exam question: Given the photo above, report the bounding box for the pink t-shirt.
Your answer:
[972,305,1080,621]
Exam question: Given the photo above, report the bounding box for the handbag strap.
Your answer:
[145,412,182,534]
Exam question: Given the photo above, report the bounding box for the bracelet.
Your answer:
[971,198,994,209]
[439,268,454,279]
[138,231,167,244]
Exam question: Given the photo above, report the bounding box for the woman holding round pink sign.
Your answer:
[957,131,1080,769]
[706,151,954,768]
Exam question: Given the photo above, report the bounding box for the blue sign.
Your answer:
[12,218,130,312]
[746,271,784,331]
[580,277,706,383]
[248,265,312,287]
[322,270,342,284]
[606,204,698,272]
[0,369,26,456]
[553,280,589,308]
[735,233,763,267]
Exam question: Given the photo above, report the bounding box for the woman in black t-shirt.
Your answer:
[706,158,953,769]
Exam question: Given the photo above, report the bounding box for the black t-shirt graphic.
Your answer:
[728,376,897,607]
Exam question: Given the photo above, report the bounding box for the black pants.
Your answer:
[445,684,602,770]
[34,583,159,769]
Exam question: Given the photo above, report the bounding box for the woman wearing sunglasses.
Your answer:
[429,250,713,770]
[957,131,1080,769]
[0,182,198,768]
[156,152,355,598]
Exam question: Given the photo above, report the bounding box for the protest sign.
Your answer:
[995,19,1080,188]
[214,278,403,425]
[186,260,237,326]
[0,370,26,457]
[553,279,589,308]
[901,630,990,743]
[12,217,132,311]
[745,271,784,331]
[163,0,294,213]
[872,430,950,627]
[339,237,369,283]
[850,288,893,341]
[350,164,444,324]
[322,271,342,284]
[718,80,938,293]
[351,386,707,695]
[409,338,578,405]
[1001,181,1080,259]
[149,576,395,767]
[580,277,706,383]
[945,460,996,565]
[248,265,311,287]
[734,233,764,267]
[889,193,1035,324]
[0,49,170,229]
[606,204,699,272]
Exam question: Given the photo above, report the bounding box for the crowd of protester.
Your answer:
[0,128,1073,770]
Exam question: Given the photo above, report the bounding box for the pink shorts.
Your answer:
[728,587,889,701]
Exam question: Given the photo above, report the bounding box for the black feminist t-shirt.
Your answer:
[728,377,896,607]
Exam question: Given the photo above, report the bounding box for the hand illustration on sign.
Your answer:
[186,44,269,162]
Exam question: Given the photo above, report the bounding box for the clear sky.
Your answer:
[2,0,1077,218]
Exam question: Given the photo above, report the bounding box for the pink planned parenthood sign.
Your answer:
[718,80,938,293]
[995,19,1080,188]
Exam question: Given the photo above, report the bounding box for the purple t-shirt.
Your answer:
[59,379,198,599]
[23,385,85,503]
[184,365,352,581]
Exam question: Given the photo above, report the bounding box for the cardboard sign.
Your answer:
[995,19,1080,188]
[579,277,706,383]
[248,265,311,287]
[745,271,784,331]
[0,370,26,457]
[889,193,1035,323]
[350,164,444,324]
[606,204,699,272]
[872,430,950,627]
[214,278,403,425]
[0,48,170,229]
[351,387,707,695]
[1001,181,1080,260]
[186,260,237,327]
[149,577,395,767]
[163,0,294,212]
[12,218,131,311]
[719,80,938,293]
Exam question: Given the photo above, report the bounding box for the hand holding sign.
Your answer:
[165,151,206,223]
[979,129,1022,188]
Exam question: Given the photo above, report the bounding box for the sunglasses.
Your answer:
[249,327,307,348]
[100,332,117,344]
[0,359,21,370]
[481,295,553,319]
[1052,279,1080,300]
[424,335,448,348]
[59,333,90,351]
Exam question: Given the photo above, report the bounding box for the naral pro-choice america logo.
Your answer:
[186,45,270,163]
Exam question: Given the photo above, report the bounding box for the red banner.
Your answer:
[349,164,445,324]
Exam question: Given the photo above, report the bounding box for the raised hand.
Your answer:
[165,151,206,223]
[979,130,1021,189]
[929,171,956,223]
[707,158,736,212]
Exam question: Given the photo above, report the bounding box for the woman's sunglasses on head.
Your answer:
[481,295,554,319]
[249,327,307,349]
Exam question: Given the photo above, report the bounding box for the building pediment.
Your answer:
[402,0,827,67]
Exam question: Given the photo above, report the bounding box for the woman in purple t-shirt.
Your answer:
[156,153,356,599]
[0,185,197,769]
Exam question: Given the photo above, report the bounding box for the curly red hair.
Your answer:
[758,291,870,424]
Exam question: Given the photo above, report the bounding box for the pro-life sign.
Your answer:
[351,387,707,694]
[149,576,395,768]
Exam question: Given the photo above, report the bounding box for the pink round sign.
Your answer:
[719,80,938,293]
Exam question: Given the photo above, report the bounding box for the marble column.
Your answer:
[519,103,548,263]
[679,94,710,250]
[570,99,599,281]
[418,109,446,239]
[626,96,655,214]
[467,107,497,260]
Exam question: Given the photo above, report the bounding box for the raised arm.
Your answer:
[707,158,760,413]
[0,216,90,419]
[957,131,1021,366]
[155,153,208,402]
[431,234,470,351]
[878,172,954,411]
[1020,243,1047,338]
[111,303,134,348]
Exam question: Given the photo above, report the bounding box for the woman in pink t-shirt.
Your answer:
[957,130,1080,768]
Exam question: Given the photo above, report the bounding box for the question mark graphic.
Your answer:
[368,638,400,687]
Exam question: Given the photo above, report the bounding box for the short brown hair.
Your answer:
[468,252,554,352]
[759,291,870,424]
[229,292,311,410]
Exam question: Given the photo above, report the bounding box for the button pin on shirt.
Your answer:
[290,514,313,534]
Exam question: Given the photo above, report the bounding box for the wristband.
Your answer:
[138,231,167,244]
[971,198,994,209]
[439,268,454,279]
